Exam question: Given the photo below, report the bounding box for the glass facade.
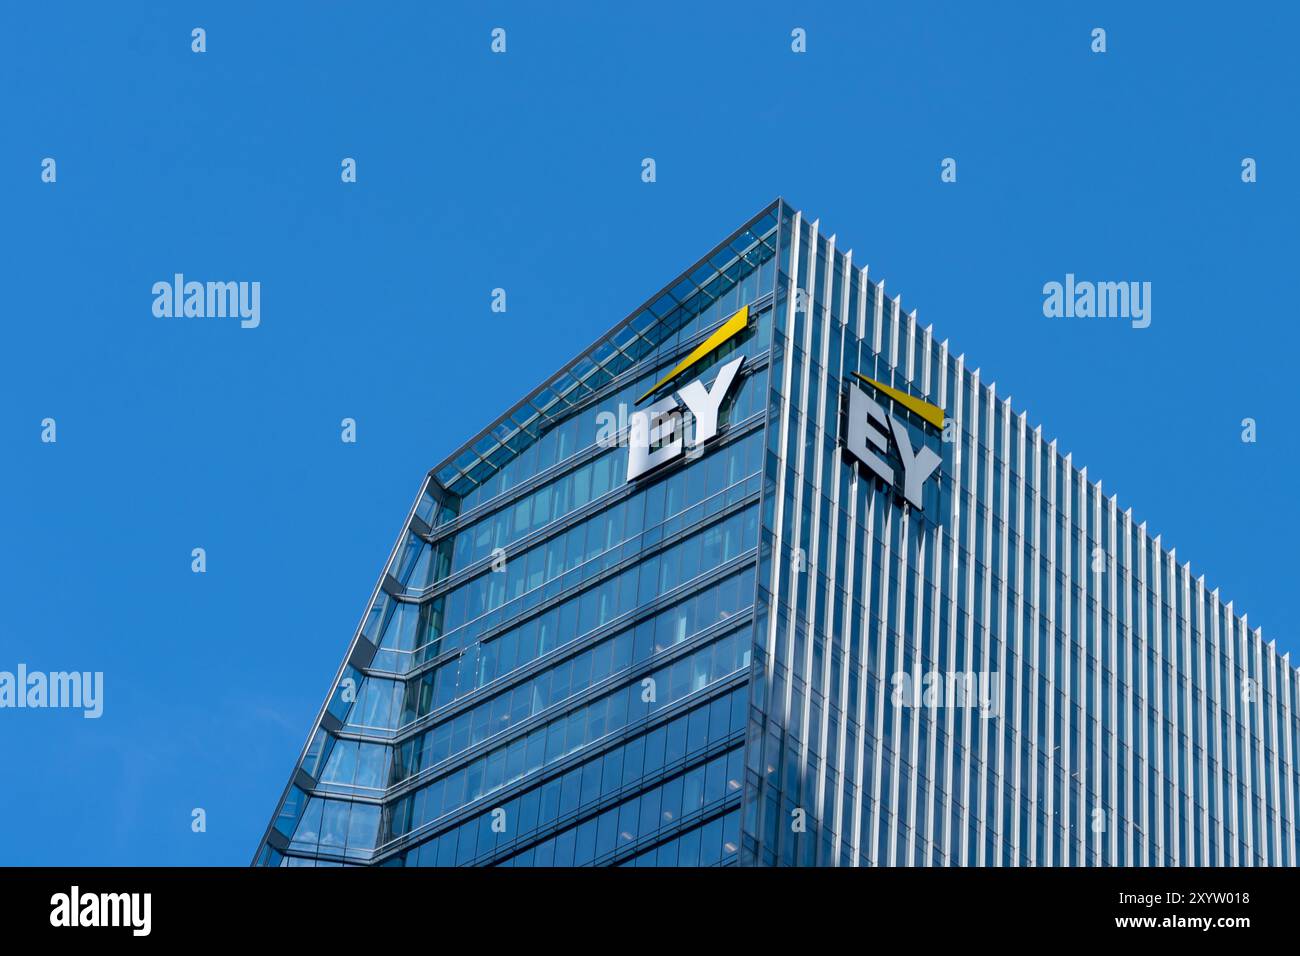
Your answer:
[255,200,1300,867]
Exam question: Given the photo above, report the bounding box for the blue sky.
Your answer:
[1,2,1295,865]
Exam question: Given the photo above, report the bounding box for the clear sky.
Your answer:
[2,2,1296,865]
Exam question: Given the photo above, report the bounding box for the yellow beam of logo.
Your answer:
[852,372,945,430]
[636,305,750,404]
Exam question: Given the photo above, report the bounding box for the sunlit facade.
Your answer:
[255,199,1299,867]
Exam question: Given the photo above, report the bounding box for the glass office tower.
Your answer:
[255,199,1299,867]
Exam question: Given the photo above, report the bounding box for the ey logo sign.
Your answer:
[843,372,943,510]
[626,305,749,482]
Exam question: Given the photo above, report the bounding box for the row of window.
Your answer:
[384,626,753,841]
[274,788,379,859]
[610,810,741,868]
[427,425,765,648]
[390,686,748,868]
[342,506,758,737]
[491,748,743,867]
[348,509,759,738]
[280,606,759,858]
[388,568,756,777]
[391,688,747,866]
[365,431,764,675]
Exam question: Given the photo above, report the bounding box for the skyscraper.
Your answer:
[255,199,1299,867]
